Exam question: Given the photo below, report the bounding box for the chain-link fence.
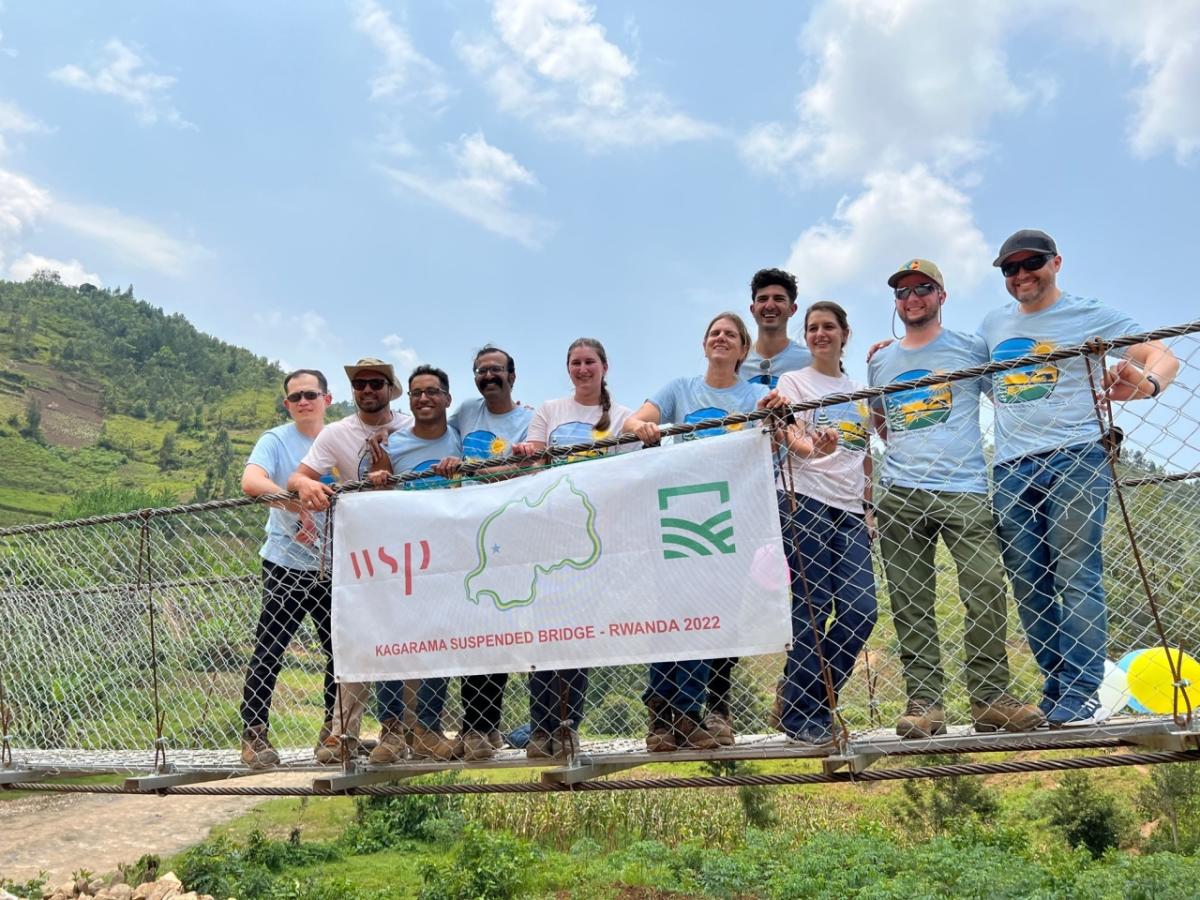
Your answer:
[0,324,1197,772]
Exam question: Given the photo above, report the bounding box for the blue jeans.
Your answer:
[377,678,448,730]
[644,659,710,716]
[529,669,588,731]
[992,441,1111,704]
[779,492,877,735]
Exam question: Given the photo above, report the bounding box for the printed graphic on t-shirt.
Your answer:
[549,421,611,462]
[683,406,744,439]
[992,337,1059,404]
[884,369,952,432]
[814,400,870,451]
[463,430,510,460]
[358,455,450,489]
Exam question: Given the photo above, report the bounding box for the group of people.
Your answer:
[236,228,1179,769]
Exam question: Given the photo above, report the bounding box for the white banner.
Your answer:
[331,429,792,681]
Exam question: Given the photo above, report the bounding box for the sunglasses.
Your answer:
[893,283,940,301]
[351,377,389,391]
[1000,253,1054,278]
[285,390,323,403]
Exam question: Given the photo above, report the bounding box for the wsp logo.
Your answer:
[347,540,431,595]
[657,481,735,560]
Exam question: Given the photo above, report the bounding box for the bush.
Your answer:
[1138,762,1200,854]
[1046,771,1135,858]
[418,823,531,900]
[342,773,465,854]
[896,754,999,834]
[174,830,340,899]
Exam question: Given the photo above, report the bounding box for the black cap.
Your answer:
[993,229,1058,267]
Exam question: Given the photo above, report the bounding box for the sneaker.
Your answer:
[645,699,677,753]
[971,693,1045,733]
[1047,694,1110,728]
[675,712,720,750]
[785,723,836,748]
[525,728,555,759]
[409,723,457,760]
[896,699,946,739]
[240,725,279,770]
[458,730,497,762]
[703,711,735,747]
[368,718,408,765]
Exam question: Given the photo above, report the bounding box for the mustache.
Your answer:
[479,377,504,388]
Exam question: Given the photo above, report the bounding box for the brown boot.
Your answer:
[409,723,456,761]
[526,728,555,759]
[971,693,1045,733]
[675,711,720,750]
[553,726,580,759]
[645,698,677,752]
[240,725,279,770]
[703,711,735,747]
[896,699,946,739]
[459,730,497,762]
[368,718,408,764]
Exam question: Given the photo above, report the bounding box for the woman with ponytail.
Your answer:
[513,337,633,758]
[774,301,878,747]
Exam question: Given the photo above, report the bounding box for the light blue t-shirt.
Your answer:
[246,423,323,571]
[742,340,813,387]
[978,293,1140,464]
[449,398,533,461]
[868,329,989,493]
[648,375,769,439]
[360,425,463,489]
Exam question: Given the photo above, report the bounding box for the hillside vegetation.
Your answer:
[0,273,287,524]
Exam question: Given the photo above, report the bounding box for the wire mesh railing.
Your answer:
[0,323,1198,775]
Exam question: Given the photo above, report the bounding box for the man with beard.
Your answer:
[869,259,1043,738]
[288,357,412,763]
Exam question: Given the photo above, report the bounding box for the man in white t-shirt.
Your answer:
[286,356,413,763]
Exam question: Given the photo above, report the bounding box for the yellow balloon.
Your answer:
[1127,648,1200,715]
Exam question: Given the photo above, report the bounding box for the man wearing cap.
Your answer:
[743,268,813,388]
[869,260,1043,738]
[287,357,413,762]
[982,229,1179,727]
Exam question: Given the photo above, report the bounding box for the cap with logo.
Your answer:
[887,258,944,290]
[993,229,1058,267]
[344,357,402,400]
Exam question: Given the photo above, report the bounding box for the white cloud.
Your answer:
[457,0,719,148]
[380,131,555,248]
[0,100,45,138]
[382,333,420,374]
[784,165,991,309]
[47,201,208,275]
[0,168,51,270]
[9,252,101,286]
[350,0,452,106]
[50,39,192,129]
[299,311,329,344]
[740,0,1030,180]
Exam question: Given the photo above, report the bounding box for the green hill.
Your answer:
[0,273,288,525]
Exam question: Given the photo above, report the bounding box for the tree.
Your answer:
[157,432,181,471]
[21,396,43,443]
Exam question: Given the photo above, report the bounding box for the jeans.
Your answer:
[240,560,335,730]
[644,659,710,716]
[529,669,588,731]
[779,492,878,735]
[992,441,1111,704]
[705,656,737,717]
[876,486,1011,703]
[376,678,448,729]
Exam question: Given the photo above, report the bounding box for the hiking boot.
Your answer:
[487,728,506,750]
[767,678,784,731]
[896,699,946,739]
[554,726,581,759]
[240,725,279,770]
[368,718,408,765]
[526,728,555,759]
[409,723,457,761]
[458,729,497,762]
[645,698,677,753]
[675,712,720,750]
[971,693,1046,733]
[703,711,735,747]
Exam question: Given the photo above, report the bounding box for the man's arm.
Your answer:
[288,462,335,511]
[1106,339,1180,401]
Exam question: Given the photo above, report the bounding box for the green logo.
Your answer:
[658,481,735,560]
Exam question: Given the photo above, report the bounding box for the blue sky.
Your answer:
[0,0,1197,416]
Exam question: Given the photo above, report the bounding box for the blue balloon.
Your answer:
[1118,649,1150,713]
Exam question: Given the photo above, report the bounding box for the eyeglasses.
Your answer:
[474,365,506,377]
[1000,253,1054,278]
[286,390,323,403]
[409,387,447,399]
[893,283,940,301]
[351,377,389,391]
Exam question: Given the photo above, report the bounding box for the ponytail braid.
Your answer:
[596,379,612,433]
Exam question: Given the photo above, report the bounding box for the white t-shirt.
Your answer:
[777,367,870,514]
[527,396,634,461]
[298,410,413,483]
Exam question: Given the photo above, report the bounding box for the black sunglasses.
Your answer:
[286,390,323,403]
[351,377,389,391]
[1000,253,1054,278]
[893,283,939,301]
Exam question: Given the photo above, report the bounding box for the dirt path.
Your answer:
[0,775,309,885]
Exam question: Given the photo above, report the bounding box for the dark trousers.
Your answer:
[240,560,335,730]
[529,669,588,731]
